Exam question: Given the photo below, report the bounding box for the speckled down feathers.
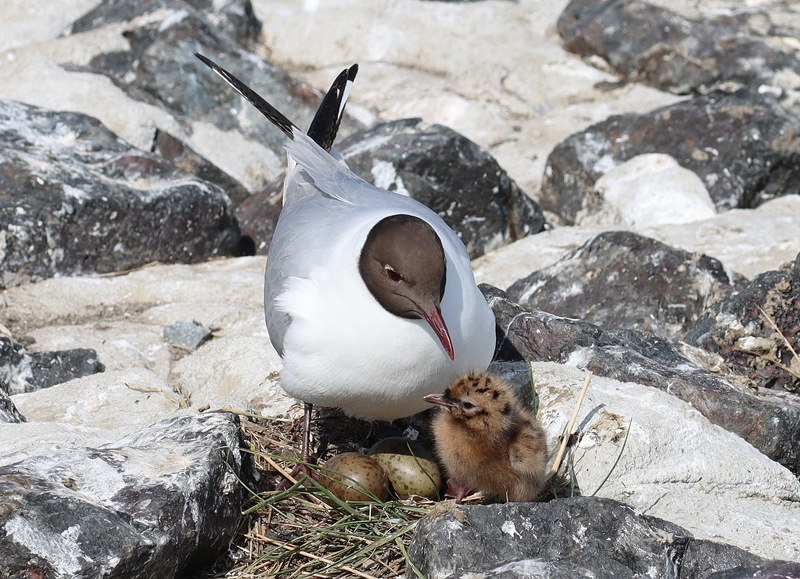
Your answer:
[429,373,549,502]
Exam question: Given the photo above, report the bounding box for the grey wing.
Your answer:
[263,238,291,357]
[263,177,361,356]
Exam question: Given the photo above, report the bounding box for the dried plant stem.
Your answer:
[744,349,800,380]
[261,455,327,508]
[551,371,592,476]
[255,535,381,579]
[757,306,800,378]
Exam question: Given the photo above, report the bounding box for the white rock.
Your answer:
[3,368,186,465]
[0,422,130,468]
[585,153,717,228]
[2,256,267,338]
[27,322,171,379]
[0,0,100,53]
[11,368,182,427]
[472,225,614,290]
[642,194,800,279]
[170,336,295,417]
[532,361,800,562]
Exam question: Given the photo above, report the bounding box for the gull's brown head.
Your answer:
[359,214,453,360]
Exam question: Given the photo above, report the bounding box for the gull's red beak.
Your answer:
[421,307,455,360]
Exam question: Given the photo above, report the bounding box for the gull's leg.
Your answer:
[276,402,316,490]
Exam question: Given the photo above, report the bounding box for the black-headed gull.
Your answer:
[196,54,495,463]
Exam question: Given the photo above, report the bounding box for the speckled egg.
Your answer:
[368,438,441,500]
[319,452,389,502]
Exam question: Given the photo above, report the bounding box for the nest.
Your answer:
[218,410,437,579]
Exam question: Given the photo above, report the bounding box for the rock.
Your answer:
[639,195,800,281]
[0,412,248,579]
[0,391,23,424]
[0,99,240,287]
[684,251,800,393]
[233,177,282,254]
[11,368,183,435]
[558,0,800,101]
[0,336,104,397]
[589,153,717,227]
[473,195,800,290]
[152,129,251,209]
[408,497,781,579]
[70,0,263,53]
[0,257,294,418]
[0,367,187,468]
[163,321,212,350]
[169,336,292,416]
[481,285,800,470]
[705,562,800,579]
[500,361,800,562]
[68,3,365,177]
[540,89,800,224]
[237,118,545,258]
[507,231,746,343]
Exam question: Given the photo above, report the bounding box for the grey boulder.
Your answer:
[408,497,784,579]
[0,99,240,288]
[540,89,800,224]
[507,231,746,343]
[0,412,248,579]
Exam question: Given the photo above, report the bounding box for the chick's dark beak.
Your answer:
[421,307,454,360]
[424,393,456,409]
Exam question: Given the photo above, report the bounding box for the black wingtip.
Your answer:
[306,64,359,152]
[194,52,296,140]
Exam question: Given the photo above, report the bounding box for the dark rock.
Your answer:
[0,412,248,579]
[408,497,773,579]
[685,252,800,394]
[507,231,747,343]
[0,99,240,287]
[0,336,104,398]
[152,129,250,207]
[0,390,24,424]
[558,0,800,98]
[705,561,800,579]
[233,177,282,254]
[236,118,545,258]
[27,349,105,393]
[71,0,263,52]
[163,321,212,349]
[481,285,800,470]
[68,5,365,172]
[343,119,544,259]
[540,89,800,224]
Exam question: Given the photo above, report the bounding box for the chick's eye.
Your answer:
[385,266,403,282]
[462,401,475,410]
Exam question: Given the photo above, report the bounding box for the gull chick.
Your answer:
[425,373,549,502]
[194,55,496,466]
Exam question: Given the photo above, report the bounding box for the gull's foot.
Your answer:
[276,463,318,491]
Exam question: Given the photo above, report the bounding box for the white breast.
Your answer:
[274,213,495,421]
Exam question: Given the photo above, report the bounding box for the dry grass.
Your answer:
[219,414,435,579]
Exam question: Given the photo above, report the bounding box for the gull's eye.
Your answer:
[462,401,475,410]
[385,266,403,282]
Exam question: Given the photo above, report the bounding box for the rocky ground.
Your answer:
[2,0,800,578]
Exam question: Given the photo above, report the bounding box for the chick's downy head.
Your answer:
[424,373,516,432]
